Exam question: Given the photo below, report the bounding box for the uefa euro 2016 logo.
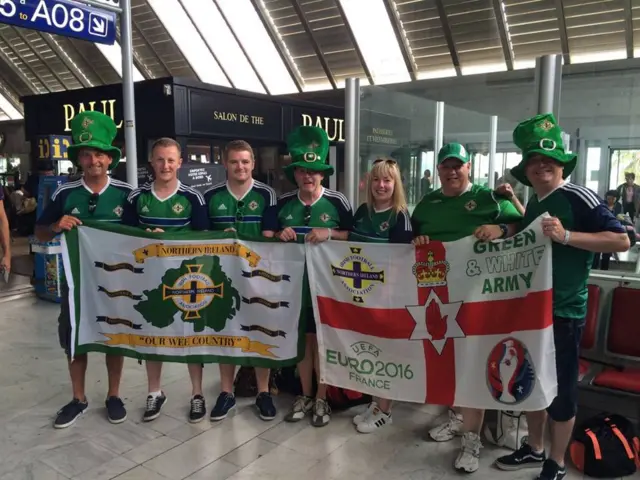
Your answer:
[486,337,536,405]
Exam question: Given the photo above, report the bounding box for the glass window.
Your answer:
[186,143,211,164]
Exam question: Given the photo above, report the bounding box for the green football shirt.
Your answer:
[204,180,276,237]
[37,177,133,226]
[349,203,413,244]
[522,182,624,319]
[123,182,208,231]
[266,187,354,242]
[411,183,523,242]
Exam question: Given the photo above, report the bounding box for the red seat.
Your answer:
[592,287,640,394]
[593,367,640,394]
[581,284,601,350]
[578,358,591,381]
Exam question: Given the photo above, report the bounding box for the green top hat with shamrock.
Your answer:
[67,111,121,170]
[510,113,576,187]
[284,126,334,184]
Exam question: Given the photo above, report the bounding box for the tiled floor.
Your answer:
[1,298,637,480]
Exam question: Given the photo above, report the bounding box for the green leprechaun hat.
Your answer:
[284,126,333,184]
[510,113,576,187]
[67,111,121,170]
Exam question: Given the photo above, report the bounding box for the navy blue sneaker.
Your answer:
[54,398,88,429]
[256,392,276,421]
[536,459,566,480]
[105,396,127,424]
[210,392,236,421]
[495,443,546,471]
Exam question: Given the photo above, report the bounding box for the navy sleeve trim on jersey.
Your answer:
[389,209,413,244]
[324,189,353,231]
[323,189,352,214]
[560,183,625,234]
[203,182,226,204]
[254,180,277,207]
[178,184,206,206]
[51,180,82,201]
[562,183,601,209]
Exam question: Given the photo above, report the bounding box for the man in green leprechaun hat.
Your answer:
[35,111,133,429]
[263,125,353,427]
[494,113,629,480]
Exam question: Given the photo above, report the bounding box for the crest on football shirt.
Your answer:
[465,200,477,211]
[172,203,184,214]
[248,200,259,211]
[113,205,123,217]
[320,213,331,222]
[379,221,389,232]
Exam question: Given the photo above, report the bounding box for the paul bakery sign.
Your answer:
[63,99,121,132]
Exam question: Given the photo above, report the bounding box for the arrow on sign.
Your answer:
[92,17,106,34]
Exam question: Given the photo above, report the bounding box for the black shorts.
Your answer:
[546,316,585,422]
[305,307,317,334]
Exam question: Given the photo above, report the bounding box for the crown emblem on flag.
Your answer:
[412,251,450,287]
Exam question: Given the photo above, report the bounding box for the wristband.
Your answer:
[327,228,332,240]
[562,230,571,245]
[498,224,508,239]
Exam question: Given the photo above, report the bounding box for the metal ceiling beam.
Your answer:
[0,31,52,93]
[0,39,39,95]
[40,33,92,88]
[250,0,303,93]
[491,0,514,70]
[0,79,24,115]
[554,0,570,64]
[336,0,373,84]
[291,0,337,89]
[67,39,109,84]
[382,0,416,81]
[115,27,152,80]
[12,28,69,90]
[213,0,270,94]
[434,0,461,76]
[624,0,634,59]
[132,21,172,76]
[177,0,234,88]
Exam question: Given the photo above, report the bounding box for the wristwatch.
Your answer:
[498,224,508,239]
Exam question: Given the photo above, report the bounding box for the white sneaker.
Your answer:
[428,409,463,442]
[356,406,392,434]
[352,402,378,426]
[454,432,482,473]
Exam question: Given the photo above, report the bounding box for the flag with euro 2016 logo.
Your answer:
[62,223,306,366]
[308,214,557,410]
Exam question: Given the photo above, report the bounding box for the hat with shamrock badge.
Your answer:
[510,113,576,187]
[284,126,333,184]
[67,111,121,170]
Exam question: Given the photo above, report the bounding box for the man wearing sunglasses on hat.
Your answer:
[263,126,353,428]
[411,142,523,474]
[35,111,133,429]
[203,140,278,423]
[121,137,209,424]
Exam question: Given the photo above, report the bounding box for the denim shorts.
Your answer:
[546,316,585,422]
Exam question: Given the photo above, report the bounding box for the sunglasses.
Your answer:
[304,205,312,226]
[373,158,397,166]
[88,193,99,214]
[236,200,245,221]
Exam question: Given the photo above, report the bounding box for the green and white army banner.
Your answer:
[61,224,306,366]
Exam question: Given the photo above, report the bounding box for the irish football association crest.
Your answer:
[162,265,223,319]
[172,203,185,214]
[113,205,123,217]
[248,200,259,211]
[486,337,536,405]
[379,221,389,232]
[412,251,450,288]
[331,247,384,303]
[465,200,477,211]
[320,213,331,223]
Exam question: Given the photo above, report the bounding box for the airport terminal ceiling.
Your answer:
[1,0,640,122]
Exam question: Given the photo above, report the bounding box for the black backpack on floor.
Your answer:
[570,413,640,478]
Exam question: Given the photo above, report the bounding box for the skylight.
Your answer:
[216,0,299,94]
[95,42,144,82]
[147,0,230,87]
[337,0,410,85]
[182,0,265,93]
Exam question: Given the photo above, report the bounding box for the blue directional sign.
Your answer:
[0,0,116,45]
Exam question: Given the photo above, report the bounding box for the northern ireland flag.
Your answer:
[307,214,557,410]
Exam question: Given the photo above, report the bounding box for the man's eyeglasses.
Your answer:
[236,200,245,221]
[88,193,99,214]
[304,205,312,226]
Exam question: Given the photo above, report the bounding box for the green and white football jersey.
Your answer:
[204,180,276,237]
[349,203,412,243]
[411,183,522,242]
[123,182,208,231]
[37,177,132,226]
[266,187,353,243]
